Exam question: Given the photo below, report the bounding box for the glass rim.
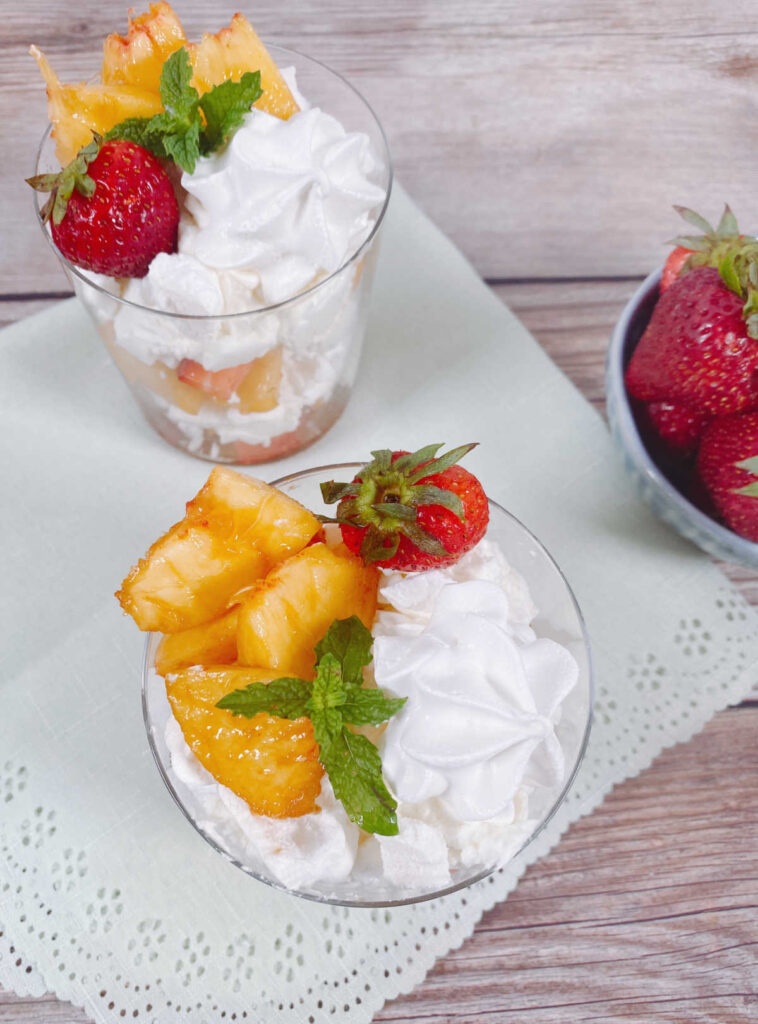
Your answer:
[141,463,594,909]
[33,43,394,321]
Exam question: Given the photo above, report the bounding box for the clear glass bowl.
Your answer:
[142,464,593,906]
[33,48,392,465]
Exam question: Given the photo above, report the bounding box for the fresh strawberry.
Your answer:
[320,443,489,571]
[27,135,178,278]
[659,204,754,292]
[644,401,711,456]
[177,359,252,400]
[696,411,758,541]
[625,266,758,417]
[660,246,692,292]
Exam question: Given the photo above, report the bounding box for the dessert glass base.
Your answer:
[33,47,392,465]
[142,465,594,907]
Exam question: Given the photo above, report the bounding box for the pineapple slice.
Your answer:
[237,348,282,413]
[30,46,163,165]
[187,13,299,120]
[167,666,323,817]
[117,468,320,633]
[155,606,239,677]
[102,2,187,91]
[238,543,379,678]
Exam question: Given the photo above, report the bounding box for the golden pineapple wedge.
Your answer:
[187,12,299,119]
[167,666,323,817]
[101,1,187,91]
[237,347,282,413]
[117,468,320,633]
[155,606,239,677]
[33,5,298,166]
[30,46,163,165]
[238,543,379,678]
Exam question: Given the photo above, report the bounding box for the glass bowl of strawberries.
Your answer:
[607,205,758,567]
[126,447,593,906]
[29,5,391,465]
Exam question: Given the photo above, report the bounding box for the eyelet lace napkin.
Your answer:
[2,185,757,1024]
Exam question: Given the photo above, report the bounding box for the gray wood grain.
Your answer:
[6,0,758,290]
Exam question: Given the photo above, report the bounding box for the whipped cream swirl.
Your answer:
[179,105,386,305]
[375,555,579,822]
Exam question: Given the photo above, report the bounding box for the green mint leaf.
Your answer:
[320,728,399,836]
[216,677,312,720]
[162,118,202,174]
[105,117,164,153]
[307,653,348,713]
[160,47,199,120]
[199,71,263,154]
[314,616,373,688]
[341,686,406,727]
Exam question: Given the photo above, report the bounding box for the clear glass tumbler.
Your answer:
[142,465,594,907]
[32,48,392,464]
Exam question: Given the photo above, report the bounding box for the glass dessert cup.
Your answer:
[32,48,392,465]
[142,464,594,907]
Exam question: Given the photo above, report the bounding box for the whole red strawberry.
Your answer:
[320,443,489,571]
[625,266,758,417]
[696,412,758,541]
[27,136,178,278]
[660,246,693,293]
[644,401,711,457]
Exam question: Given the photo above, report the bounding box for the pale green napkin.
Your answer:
[1,185,757,1024]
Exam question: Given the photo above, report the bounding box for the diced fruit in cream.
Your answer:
[176,358,253,401]
[166,666,323,817]
[237,348,282,414]
[238,543,379,678]
[30,45,163,165]
[116,467,320,632]
[102,2,187,91]
[187,13,299,119]
[155,606,239,677]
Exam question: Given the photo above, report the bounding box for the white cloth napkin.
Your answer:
[1,185,757,1024]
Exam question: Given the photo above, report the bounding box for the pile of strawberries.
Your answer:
[625,206,758,542]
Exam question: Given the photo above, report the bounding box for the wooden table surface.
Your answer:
[2,2,758,1021]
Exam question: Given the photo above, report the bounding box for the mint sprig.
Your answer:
[106,48,263,174]
[216,616,406,836]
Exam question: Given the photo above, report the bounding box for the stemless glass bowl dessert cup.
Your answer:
[142,464,594,907]
[33,48,392,465]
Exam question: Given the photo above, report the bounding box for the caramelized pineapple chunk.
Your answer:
[155,606,239,677]
[187,13,299,119]
[102,2,187,91]
[117,468,320,633]
[167,666,323,817]
[237,348,282,413]
[30,46,163,164]
[238,543,379,678]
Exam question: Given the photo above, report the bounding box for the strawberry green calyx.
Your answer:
[733,455,758,498]
[669,204,758,338]
[320,442,478,564]
[26,135,100,225]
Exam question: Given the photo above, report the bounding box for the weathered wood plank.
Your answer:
[5,0,758,290]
